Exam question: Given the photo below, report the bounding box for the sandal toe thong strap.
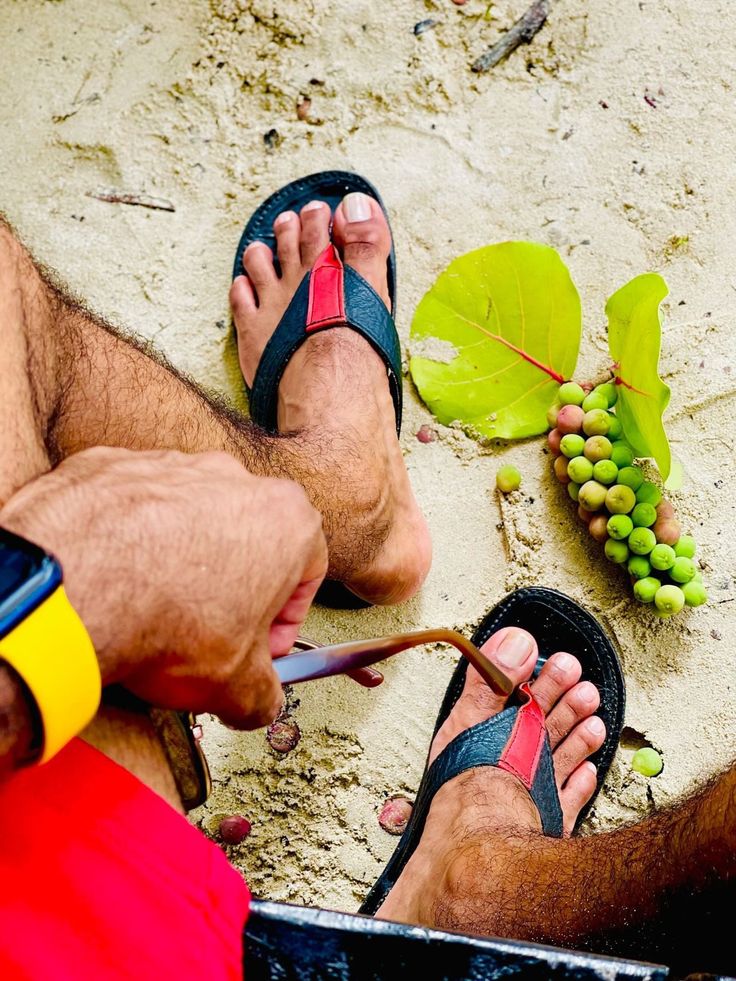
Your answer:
[424,682,564,837]
[249,245,403,434]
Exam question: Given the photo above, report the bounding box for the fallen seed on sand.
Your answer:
[296,97,311,121]
[267,717,301,753]
[219,815,252,844]
[378,795,413,835]
[416,424,437,443]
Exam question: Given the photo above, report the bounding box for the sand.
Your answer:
[1,0,734,913]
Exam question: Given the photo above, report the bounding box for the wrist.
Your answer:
[0,503,126,686]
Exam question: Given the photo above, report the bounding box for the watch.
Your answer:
[0,527,101,763]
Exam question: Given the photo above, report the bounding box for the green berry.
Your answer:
[636,481,662,506]
[593,459,618,485]
[633,576,661,603]
[583,436,613,463]
[567,481,581,502]
[596,382,618,407]
[631,502,657,528]
[628,556,652,579]
[496,465,522,493]
[558,382,586,406]
[673,535,696,559]
[650,543,676,571]
[578,480,608,512]
[560,433,586,458]
[631,748,663,777]
[682,579,707,607]
[654,584,685,616]
[610,442,635,468]
[582,409,611,436]
[616,466,644,492]
[605,484,636,514]
[604,538,629,564]
[606,413,623,440]
[607,514,634,540]
[628,527,657,555]
[670,556,697,584]
[546,401,561,429]
[568,457,594,483]
[582,390,609,412]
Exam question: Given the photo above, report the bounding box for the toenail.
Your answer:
[245,240,269,251]
[343,191,371,222]
[275,212,294,226]
[586,717,605,736]
[552,652,575,673]
[496,629,534,668]
[301,200,325,213]
[577,682,599,705]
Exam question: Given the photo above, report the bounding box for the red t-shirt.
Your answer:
[0,738,250,979]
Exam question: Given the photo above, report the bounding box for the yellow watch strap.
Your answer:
[0,586,101,763]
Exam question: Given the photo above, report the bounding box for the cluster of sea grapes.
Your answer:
[547,382,707,617]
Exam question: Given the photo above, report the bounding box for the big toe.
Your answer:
[429,627,538,765]
[332,192,392,308]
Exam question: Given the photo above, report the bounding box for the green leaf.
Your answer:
[409,242,581,440]
[606,273,672,480]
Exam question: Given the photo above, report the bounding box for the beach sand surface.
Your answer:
[1,0,734,912]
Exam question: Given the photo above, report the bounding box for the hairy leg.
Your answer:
[0,211,429,603]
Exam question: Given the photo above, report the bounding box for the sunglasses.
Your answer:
[274,629,514,697]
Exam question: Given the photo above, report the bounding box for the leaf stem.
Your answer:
[614,374,651,397]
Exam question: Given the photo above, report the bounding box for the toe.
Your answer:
[544,681,600,750]
[529,652,582,717]
[230,275,256,317]
[559,761,598,836]
[242,241,277,295]
[273,211,301,275]
[298,200,331,267]
[332,192,392,307]
[553,715,606,787]
[429,627,537,764]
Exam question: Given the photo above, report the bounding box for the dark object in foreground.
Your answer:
[244,900,668,980]
[472,0,550,73]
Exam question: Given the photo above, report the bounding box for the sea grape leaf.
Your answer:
[409,242,581,440]
[664,457,684,492]
[606,273,672,480]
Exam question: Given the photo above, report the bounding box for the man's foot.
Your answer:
[229,193,431,604]
[377,626,606,931]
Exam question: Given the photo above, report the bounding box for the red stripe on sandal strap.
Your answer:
[497,682,546,789]
[306,244,346,332]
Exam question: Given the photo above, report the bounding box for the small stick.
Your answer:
[86,190,175,212]
[472,0,550,73]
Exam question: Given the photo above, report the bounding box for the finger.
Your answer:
[269,573,325,658]
[216,649,285,730]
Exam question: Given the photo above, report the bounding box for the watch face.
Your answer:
[0,529,62,637]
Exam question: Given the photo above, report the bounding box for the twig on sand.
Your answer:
[86,190,176,212]
[472,0,550,73]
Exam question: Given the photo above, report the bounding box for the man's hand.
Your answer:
[0,447,328,729]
